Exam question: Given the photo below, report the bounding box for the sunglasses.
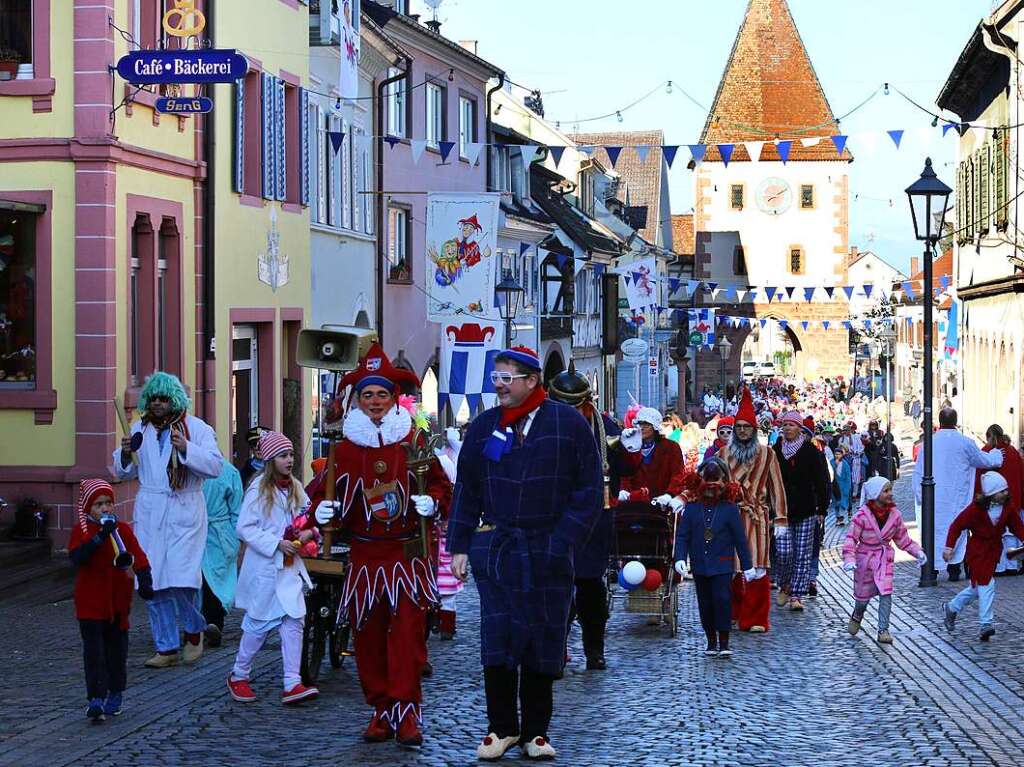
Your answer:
[489,371,529,386]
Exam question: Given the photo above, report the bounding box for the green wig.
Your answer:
[139,371,191,414]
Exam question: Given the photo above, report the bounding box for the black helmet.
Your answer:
[548,361,592,407]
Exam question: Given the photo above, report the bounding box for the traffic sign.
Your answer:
[116,49,248,84]
[155,96,213,114]
[648,356,659,378]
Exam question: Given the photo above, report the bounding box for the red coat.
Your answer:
[308,426,452,629]
[69,519,150,629]
[620,438,686,500]
[973,443,1024,513]
[945,503,1024,586]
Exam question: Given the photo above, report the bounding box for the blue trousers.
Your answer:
[147,587,207,652]
[949,581,996,628]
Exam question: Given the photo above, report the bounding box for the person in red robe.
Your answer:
[309,343,452,748]
[618,406,686,507]
[973,424,1024,574]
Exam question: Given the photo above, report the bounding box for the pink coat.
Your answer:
[841,505,922,599]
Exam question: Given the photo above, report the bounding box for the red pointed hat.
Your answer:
[734,386,757,426]
[339,342,420,393]
[458,214,482,231]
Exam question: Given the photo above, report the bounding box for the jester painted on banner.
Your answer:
[426,192,500,322]
[620,256,659,312]
[338,0,359,101]
[439,322,502,417]
[307,343,452,748]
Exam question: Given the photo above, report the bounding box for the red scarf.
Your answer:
[275,478,292,490]
[499,385,547,428]
[867,499,893,529]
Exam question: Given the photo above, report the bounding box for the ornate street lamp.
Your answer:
[905,157,951,588]
[495,269,525,346]
[717,336,732,392]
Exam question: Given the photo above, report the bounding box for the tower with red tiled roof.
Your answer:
[693,0,853,382]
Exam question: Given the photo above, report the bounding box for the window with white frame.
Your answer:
[387,207,410,281]
[490,145,511,193]
[459,96,476,158]
[386,68,406,138]
[308,101,326,224]
[426,82,444,147]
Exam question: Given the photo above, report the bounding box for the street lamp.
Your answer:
[717,336,732,392]
[495,269,525,347]
[878,324,897,482]
[906,157,951,588]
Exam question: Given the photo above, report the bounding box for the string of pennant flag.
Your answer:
[650,276,952,304]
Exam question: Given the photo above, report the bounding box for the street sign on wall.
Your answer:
[116,49,248,84]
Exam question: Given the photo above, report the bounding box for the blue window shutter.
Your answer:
[261,72,274,200]
[275,77,286,201]
[233,77,245,194]
[300,87,310,207]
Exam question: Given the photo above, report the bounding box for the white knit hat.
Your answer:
[981,471,1009,498]
[635,406,664,428]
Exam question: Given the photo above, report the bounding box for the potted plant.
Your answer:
[0,48,19,81]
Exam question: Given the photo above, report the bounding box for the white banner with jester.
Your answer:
[426,192,501,322]
[338,0,360,101]
[439,321,503,418]
[620,256,659,311]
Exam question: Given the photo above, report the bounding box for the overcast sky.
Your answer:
[410,0,995,273]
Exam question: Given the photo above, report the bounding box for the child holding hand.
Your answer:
[842,476,926,644]
[69,479,154,722]
[228,432,319,705]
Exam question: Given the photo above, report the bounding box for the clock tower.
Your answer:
[693,0,852,381]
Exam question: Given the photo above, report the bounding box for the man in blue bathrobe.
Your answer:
[448,347,603,761]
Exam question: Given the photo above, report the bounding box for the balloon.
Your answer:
[622,560,646,586]
[617,569,640,591]
[642,568,663,591]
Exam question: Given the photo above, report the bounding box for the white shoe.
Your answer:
[182,635,204,664]
[522,736,557,760]
[477,733,519,761]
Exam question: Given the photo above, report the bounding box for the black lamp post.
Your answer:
[906,157,951,588]
[495,269,525,347]
[717,336,732,392]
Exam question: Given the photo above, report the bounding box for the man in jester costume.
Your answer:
[309,343,451,748]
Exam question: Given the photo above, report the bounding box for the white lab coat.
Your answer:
[913,429,1003,564]
[234,483,312,622]
[113,415,223,591]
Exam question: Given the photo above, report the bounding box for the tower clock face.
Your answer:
[755,177,793,215]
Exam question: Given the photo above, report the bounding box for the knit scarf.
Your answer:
[780,434,806,460]
[142,409,190,489]
[867,499,894,529]
[483,385,547,462]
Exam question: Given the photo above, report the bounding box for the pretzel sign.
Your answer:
[162,0,206,38]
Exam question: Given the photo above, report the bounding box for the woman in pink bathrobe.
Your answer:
[842,476,928,644]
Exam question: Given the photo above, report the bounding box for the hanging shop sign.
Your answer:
[116,49,248,85]
[155,96,214,114]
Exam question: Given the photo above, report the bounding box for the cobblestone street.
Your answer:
[5,463,1024,767]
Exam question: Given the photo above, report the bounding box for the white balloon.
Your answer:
[622,560,647,586]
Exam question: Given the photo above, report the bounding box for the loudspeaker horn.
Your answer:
[296,326,378,371]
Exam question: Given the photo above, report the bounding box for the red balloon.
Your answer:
[642,568,663,591]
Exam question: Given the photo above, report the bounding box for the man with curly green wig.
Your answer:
[114,372,224,668]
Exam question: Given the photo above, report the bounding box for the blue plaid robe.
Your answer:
[448,399,603,675]
[574,414,631,579]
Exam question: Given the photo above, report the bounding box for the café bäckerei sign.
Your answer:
[115,1,245,114]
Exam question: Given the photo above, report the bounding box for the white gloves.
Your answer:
[620,427,642,453]
[668,496,685,514]
[742,567,757,582]
[412,494,436,517]
[314,500,342,524]
[773,525,790,540]
[654,494,674,507]
[674,560,688,578]
[445,427,462,452]
[843,561,856,573]
[618,490,631,503]
[915,550,928,566]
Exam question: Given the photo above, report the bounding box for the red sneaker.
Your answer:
[281,683,319,705]
[396,711,423,748]
[227,676,256,703]
[363,711,393,743]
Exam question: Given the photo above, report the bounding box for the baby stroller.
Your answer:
[607,503,680,636]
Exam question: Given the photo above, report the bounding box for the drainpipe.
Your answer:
[375,56,410,344]
[202,0,216,418]
[485,72,506,191]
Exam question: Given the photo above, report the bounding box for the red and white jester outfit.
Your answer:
[308,344,451,746]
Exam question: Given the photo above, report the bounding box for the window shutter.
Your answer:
[300,87,310,207]
[341,119,351,229]
[363,139,372,234]
[965,157,974,240]
[972,153,981,239]
[316,105,326,224]
[995,132,1008,229]
[955,163,964,244]
[275,78,286,202]
[261,72,274,200]
[352,130,363,233]
[328,114,340,227]
[233,77,245,193]
[980,144,991,234]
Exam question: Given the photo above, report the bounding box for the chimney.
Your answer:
[425,19,441,34]
[459,40,479,55]
[911,256,919,276]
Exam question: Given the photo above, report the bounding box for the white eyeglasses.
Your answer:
[490,371,529,385]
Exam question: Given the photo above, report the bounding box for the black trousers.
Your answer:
[693,573,733,634]
[484,665,555,741]
[201,576,226,631]
[80,618,129,701]
[571,577,608,658]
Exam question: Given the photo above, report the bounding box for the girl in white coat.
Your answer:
[228,432,319,705]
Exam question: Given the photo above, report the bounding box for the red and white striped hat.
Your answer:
[77,478,114,532]
[258,430,293,461]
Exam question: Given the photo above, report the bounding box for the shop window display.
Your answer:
[0,212,35,386]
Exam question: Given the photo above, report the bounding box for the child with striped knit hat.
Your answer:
[68,479,154,722]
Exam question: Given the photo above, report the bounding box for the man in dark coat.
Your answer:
[548,362,641,671]
[448,347,602,761]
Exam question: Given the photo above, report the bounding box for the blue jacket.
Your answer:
[674,499,752,577]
